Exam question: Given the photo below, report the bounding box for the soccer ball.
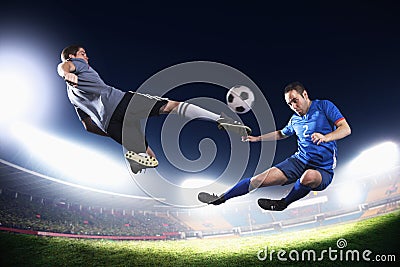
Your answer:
[226,85,255,114]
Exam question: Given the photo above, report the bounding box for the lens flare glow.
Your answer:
[11,123,128,187]
[349,142,399,177]
[181,178,214,188]
[0,41,54,126]
[336,182,365,206]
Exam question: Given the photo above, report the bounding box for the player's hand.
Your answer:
[311,132,328,145]
[64,73,78,87]
[242,135,261,142]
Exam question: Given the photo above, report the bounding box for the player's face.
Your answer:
[71,48,89,63]
[285,90,310,116]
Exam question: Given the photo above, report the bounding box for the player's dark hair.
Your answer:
[284,82,306,95]
[61,45,83,61]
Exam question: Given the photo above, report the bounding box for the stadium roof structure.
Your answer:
[0,159,164,210]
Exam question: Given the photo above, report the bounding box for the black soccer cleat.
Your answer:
[217,112,252,136]
[257,198,288,211]
[198,192,226,205]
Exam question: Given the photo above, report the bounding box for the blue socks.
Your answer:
[223,177,252,201]
[283,179,312,205]
[222,178,311,205]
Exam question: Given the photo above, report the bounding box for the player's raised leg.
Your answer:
[198,177,251,205]
[258,169,322,211]
[164,101,252,135]
[198,167,287,205]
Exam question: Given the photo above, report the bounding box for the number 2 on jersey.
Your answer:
[303,125,309,137]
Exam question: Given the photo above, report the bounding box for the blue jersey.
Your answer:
[281,99,345,171]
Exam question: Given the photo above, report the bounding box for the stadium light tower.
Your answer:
[348,141,399,178]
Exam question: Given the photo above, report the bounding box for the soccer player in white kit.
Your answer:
[58,45,251,174]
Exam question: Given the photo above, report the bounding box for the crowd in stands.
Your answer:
[0,190,191,236]
[1,174,399,238]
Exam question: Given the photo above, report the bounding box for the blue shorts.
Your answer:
[274,157,334,191]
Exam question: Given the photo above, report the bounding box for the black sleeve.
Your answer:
[74,107,90,121]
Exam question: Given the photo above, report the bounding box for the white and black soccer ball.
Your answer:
[226,85,255,114]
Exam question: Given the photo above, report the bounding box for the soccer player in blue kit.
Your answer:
[198,82,351,211]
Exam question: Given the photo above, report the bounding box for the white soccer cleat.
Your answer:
[125,151,158,174]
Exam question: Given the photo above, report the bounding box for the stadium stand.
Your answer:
[360,176,400,219]
[172,212,232,231]
[0,189,190,236]
[1,159,399,239]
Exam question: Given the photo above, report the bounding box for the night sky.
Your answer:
[1,1,399,194]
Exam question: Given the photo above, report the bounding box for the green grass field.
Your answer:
[0,211,399,267]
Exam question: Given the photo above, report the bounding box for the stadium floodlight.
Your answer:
[11,123,128,187]
[0,71,31,124]
[0,40,55,127]
[348,141,399,178]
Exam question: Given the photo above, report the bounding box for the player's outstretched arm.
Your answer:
[244,130,287,142]
[311,119,351,145]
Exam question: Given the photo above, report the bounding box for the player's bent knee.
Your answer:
[251,167,287,188]
[300,170,322,188]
